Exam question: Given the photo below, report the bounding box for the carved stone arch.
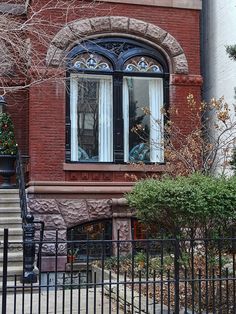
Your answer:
[46,16,189,74]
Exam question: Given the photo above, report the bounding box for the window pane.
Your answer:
[70,74,113,162]
[123,77,164,163]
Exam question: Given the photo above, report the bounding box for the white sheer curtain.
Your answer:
[123,78,130,162]
[149,78,164,162]
[99,78,113,162]
[70,74,79,161]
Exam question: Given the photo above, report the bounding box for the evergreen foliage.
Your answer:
[0,113,17,155]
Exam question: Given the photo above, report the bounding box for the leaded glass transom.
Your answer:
[73,53,112,71]
[124,56,163,73]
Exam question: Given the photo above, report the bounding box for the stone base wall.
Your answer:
[28,197,134,271]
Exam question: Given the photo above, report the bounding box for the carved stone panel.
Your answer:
[57,199,89,228]
[87,199,112,221]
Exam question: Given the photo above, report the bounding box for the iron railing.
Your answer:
[1,229,236,314]
[15,151,28,223]
[15,151,44,283]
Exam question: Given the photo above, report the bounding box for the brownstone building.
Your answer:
[2,0,202,266]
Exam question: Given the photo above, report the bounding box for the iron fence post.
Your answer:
[1,229,8,314]
[22,214,37,283]
[174,235,180,314]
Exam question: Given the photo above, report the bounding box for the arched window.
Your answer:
[67,219,112,261]
[66,38,169,163]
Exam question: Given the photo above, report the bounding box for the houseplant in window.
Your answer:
[0,111,18,188]
[67,248,79,263]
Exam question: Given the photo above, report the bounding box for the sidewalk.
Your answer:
[2,288,117,314]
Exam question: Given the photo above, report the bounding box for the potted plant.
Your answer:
[0,112,18,188]
[67,248,79,263]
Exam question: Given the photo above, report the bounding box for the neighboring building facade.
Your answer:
[3,0,202,268]
[202,0,236,174]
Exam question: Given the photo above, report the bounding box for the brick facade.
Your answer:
[1,1,202,255]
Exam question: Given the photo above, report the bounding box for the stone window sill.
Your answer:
[63,162,166,172]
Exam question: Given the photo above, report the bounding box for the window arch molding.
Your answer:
[66,37,169,164]
[47,16,189,74]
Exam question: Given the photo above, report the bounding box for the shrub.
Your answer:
[126,173,236,237]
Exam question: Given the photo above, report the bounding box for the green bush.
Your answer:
[126,173,236,237]
[0,113,17,155]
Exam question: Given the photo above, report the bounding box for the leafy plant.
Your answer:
[67,248,79,257]
[0,113,17,155]
[131,94,236,177]
[126,173,236,238]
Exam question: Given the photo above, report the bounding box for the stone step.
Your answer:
[0,242,23,253]
[0,199,20,209]
[0,189,19,198]
[0,261,23,269]
[0,217,22,225]
[0,227,23,240]
[0,209,21,219]
[0,278,39,292]
[0,251,23,262]
[0,265,23,276]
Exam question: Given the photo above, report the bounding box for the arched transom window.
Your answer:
[66,38,169,163]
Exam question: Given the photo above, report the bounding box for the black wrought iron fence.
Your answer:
[1,229,236,314]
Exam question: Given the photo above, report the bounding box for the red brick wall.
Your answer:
[29,78,65,181]
[27,0,201,181]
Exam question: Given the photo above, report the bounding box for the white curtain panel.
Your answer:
[149,78,164,162]
[123,78,130,162]
[99,78,113,162]
[70,75,79,161]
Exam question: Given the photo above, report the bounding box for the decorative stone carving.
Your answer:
[39,229,67,255]
[57,199,89,228]
[162,33,183,57]
[51,25,76,49]
[87,199,112,220]
[173,54,189,74]
[129,18,148,35]
[33,213,66,229]
[0,41,14,75]
[145,24,167,43]
[171,74,203,85]
[69,19,92,38]
[28,199,60,214]
[46,45,65,67]
[113,218,132,254]
[90,17,111,33]
[110,16,129,31]
[46,16,189,74]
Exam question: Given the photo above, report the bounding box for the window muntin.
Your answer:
[70,74,113,162]
[67,38,168,164]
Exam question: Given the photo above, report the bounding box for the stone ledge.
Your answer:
[26,183,134,195]
[98,0,202,10]
[0,3,26,15]
[63,163,166,172]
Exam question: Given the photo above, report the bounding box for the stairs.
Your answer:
[0,189,23,279]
